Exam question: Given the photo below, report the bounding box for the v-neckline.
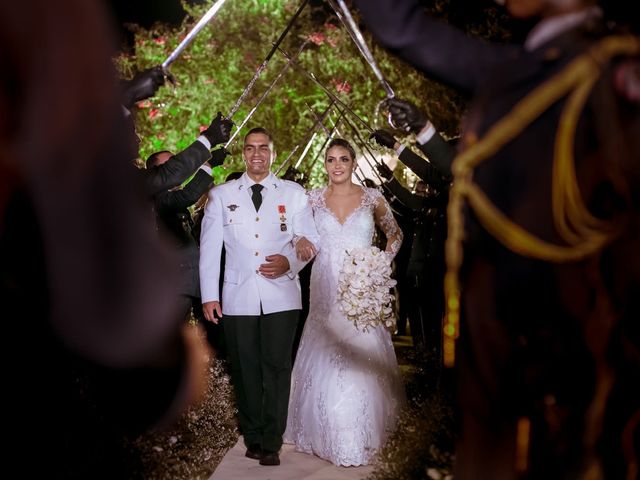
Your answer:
[321,186,366,226]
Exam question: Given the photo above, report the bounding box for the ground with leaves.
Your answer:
[129,356,239,480]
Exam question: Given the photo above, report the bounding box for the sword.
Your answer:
[294,131,319,169]
[293,100,336,170]
[327,0,395,99]
[306,108,346,169]
[162,0,230,70]
[277,46,374,133]
[353,168,366,185]
[275,99,335,174]
[274,145,301,176]
[338,109,387,185]
[224,41,309,148]
[303,101,332,137]
[226,0,309,120]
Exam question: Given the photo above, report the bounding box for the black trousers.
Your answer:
[222,309,299,452]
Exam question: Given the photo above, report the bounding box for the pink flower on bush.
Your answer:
[136,100,152,109]
[324,22,338,30]
[332,78,351,95]
[149,108,160,119]
[308,32,325,46]
[153,37,165,45]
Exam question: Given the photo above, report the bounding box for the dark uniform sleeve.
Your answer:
[144,141,212,195]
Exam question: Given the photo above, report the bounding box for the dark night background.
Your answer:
[108,0,196,49]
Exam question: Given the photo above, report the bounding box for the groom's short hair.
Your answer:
[244,127,273,145]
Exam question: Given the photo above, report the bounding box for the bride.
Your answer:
[284,138,406,466]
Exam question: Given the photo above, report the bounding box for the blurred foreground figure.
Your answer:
[0,1,207,478]
[355,0,640,478]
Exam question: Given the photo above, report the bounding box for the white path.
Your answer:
[209,436,374,480]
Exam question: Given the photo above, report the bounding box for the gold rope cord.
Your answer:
[443,35,640,369]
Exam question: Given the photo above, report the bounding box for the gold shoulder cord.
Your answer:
[444,35,640,369]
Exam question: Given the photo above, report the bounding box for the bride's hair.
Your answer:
[326,138,356,162]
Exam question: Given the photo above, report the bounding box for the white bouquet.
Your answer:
[337,246,397,332]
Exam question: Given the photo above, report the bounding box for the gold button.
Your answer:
[255,216,259,221]
[255,234,259,238]
[255,252,259,256]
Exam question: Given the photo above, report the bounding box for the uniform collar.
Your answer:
[238,172,282,192]
[524,6,602,52]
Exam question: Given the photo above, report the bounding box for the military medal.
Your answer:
[227,204,239,211]
[278,205,287,231]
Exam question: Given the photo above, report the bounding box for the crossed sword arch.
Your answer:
[160,0,398,186]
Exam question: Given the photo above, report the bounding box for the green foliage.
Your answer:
[117,0,505,186]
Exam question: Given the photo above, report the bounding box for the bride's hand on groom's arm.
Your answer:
[295,237,317,261]
[202,301,222,324]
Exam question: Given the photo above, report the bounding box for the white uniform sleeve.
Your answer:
[283,190,320,278]
[199,188,224,303]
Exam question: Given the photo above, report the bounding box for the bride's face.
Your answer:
[325,146,355,185]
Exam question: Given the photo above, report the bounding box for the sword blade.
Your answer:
[226,0,309,119]
[303,101,332,137]
[224,41,308,148]
[274,144,301,176]
[275,100,335,174]
[277,46,374,133]
[162,0,230,69]
[328,0,394,99]
[301,108,346,177]
[337,108,387,185]
[293,131,319,169]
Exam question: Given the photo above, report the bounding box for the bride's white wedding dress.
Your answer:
[284,186,405,466]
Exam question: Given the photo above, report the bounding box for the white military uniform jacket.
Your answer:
[199,172,319,315]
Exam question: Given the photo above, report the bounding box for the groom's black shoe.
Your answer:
[259,451,280,466]
[245,444,262,460]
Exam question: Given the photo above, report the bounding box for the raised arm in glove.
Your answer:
[370,129,401,150]
[121,65,166,110]
[200,111,234,147]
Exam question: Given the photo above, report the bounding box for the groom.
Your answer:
[200,127,319,466]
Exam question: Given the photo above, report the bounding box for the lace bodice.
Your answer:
[307,186,402,259]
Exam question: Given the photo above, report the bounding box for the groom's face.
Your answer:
[243,132,275,181]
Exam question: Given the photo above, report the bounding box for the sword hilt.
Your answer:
[161,67,177,86]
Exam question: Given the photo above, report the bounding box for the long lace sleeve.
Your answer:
[372,189,403,259]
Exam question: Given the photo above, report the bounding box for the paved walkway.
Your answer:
[209,437,374,480]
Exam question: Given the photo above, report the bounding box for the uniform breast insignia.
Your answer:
[278,204,287,231]
[227,204,239,212]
